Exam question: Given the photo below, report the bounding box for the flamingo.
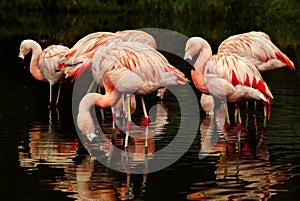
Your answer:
[59,30,157,80]
[19,39,69,108]
[59,30,158,121]
[218,31,295,72]
[77,41,188,148]
[200,31,295,116]
[184,37,273,129]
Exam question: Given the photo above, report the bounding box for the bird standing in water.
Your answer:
[19,39,69,108]
[77,41,188,148]
[199,31,294,117]
[184,37,273,129]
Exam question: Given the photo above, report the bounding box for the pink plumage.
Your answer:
[19,39,69,107]
[218,31,295,72]
[185,37,273,120]
[59,30,157,81]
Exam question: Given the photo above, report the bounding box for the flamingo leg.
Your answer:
[237,128,241,152]
[97,86,105,122]
[111,107,116,131]
[225,103,230,130]
[224,130,229,178]
[125,94,132,148]
[263,103,267,119]
[245,105,249,130]
[121,94,126,129]
[55,83,62,107]
[48,84,52,109]
[234,103,238,124]
[253,111,258,134]
[141,96,149,148]
[263,102,267,133]
[237,106,242,128]
[100,108,105,123]
[56,107,60,122]
[86,80,95,93]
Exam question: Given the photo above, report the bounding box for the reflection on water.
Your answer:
[17,96,298,200]
[18,101,170,200]
[188,109,293,201]
[18,110,78,169]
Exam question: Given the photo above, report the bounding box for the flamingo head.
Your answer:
[77,109,98,142]
[77,110,94,132]
[19,40,33,59]
[184,37,211,60]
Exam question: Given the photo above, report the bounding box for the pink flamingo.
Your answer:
[19,39,69,108]
[59,30,157,80]
[59,30,157,122]
[200,31,295,116]
[77,41,188,147]
[184,37,273,129]
[218,31,295,72]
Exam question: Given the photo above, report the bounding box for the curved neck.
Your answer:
[28,41,45,81]
[194,45,212,73]
[190,38,212,94]
[191,69,208,94]
[79,90,121,114]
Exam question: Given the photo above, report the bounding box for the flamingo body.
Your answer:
[185,37,273,119]
[77,42,188,145]
[59,30,157,80]
[218,31,295,72]
[19,39,69,107]
[201,31,294,116]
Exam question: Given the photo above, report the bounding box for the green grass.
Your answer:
[1,0,299,49]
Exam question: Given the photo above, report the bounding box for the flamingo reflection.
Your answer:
[18,110,78,168]
[56,101,168,200]
[189,111,292,201]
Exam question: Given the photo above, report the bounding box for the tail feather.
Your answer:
[70,61,92,82]
[166,64,189,84]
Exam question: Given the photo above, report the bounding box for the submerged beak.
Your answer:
[184,50,193,60]
[86,132,98,142]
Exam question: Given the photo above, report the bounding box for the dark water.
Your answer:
[1,9,300,201]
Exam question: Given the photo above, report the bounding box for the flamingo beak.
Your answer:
[184,50,192,60]
[18,52,25,60]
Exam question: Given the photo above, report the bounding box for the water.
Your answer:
[1,9,300,201]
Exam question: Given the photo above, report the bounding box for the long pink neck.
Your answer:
[192,41,213,93]
[79,90,121,114]
[194,45,212,73]
[28,41,45,81]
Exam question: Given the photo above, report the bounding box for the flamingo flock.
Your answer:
[19,30,295,150]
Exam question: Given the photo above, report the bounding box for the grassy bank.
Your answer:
[1,0,299,22]
[1,0,299,51]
